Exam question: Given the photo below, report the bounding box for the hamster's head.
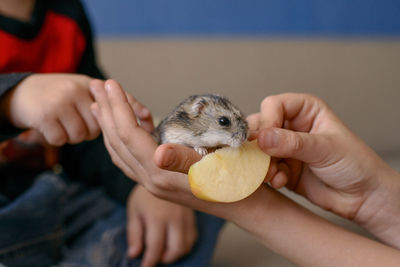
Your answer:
[187,94,249,148]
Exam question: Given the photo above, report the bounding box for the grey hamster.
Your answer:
[152,94,249,156]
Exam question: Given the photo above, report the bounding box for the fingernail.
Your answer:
[260,128,280,148]
[127,246,138,258]
[139,108,150,118]
[105,82,112,93]
[90,108,98,118]
[89,85,97,96]
[248,130,258,141]
[133,102,150,118]
[90,103,98,116]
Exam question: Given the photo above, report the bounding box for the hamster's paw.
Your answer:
[194,146,208,156]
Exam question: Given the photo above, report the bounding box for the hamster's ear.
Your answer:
[191,97,207,117]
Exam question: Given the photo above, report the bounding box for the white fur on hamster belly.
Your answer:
[163,127,234,147]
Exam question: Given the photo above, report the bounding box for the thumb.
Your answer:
[154,144,202,174]
[258,127,331,164]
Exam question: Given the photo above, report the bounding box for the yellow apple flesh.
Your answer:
[188,140,271,203]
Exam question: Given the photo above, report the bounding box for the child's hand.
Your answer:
[248,93,400,247]
[3,73,100,146]
[126,185,198,267]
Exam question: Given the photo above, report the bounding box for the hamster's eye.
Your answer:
[218,116,231,127]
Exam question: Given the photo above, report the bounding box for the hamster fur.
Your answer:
[152,94,248,156]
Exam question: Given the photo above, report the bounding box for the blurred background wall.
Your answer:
[82,0,400,155]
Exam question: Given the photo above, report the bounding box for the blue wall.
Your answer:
[82,0,400,37]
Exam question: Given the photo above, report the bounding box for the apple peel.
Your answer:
[188,140,271,203]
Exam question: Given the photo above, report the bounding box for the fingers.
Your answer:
[258,127,331,165]
[160,207,197,264]
[90,97,139,182]
[58,105,89,144]
[161,220,197,264]
[91,79,163,187]
[104,79,139,128]
[40,119,68,146]
[259,93,324,132]
[75,94,101,140]
[134,214,195,267]
[264,159,290,189]
[247,113,260,131]
[91,79,192,195]
[101,122,139,179]
[246,113,260,140]
[126,186,197,266]
[41,80,100,145]
[141,222,165,267]
[126,93,154,134]
[93,79,157,164]
[53,102,99,145]
[154,144,202,174]
[127,213,144,259]
[258,93,345,190]
[264,159,282,186]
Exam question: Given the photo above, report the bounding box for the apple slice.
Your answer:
[188,140,271,203]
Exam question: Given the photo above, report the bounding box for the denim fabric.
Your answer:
[0,172,116,267]
[0,172,224,267]
[60,207,224,267]
[0,172,67,266]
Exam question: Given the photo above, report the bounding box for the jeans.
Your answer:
[0,172,224,267]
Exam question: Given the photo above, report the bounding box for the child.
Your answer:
[0,1,223,266]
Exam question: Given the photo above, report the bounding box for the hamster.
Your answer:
[152,94,249,156]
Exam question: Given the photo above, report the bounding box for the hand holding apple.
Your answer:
[251,93,400,248]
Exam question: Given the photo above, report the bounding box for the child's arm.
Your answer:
[220,185,400,267]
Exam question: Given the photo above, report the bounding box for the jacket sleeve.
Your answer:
[0,73,31,141]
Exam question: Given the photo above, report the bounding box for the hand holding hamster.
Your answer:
[152,94,249,156]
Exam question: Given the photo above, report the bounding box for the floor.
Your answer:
[210,154,400,266]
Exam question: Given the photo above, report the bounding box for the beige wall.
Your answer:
[96,38,400,154]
